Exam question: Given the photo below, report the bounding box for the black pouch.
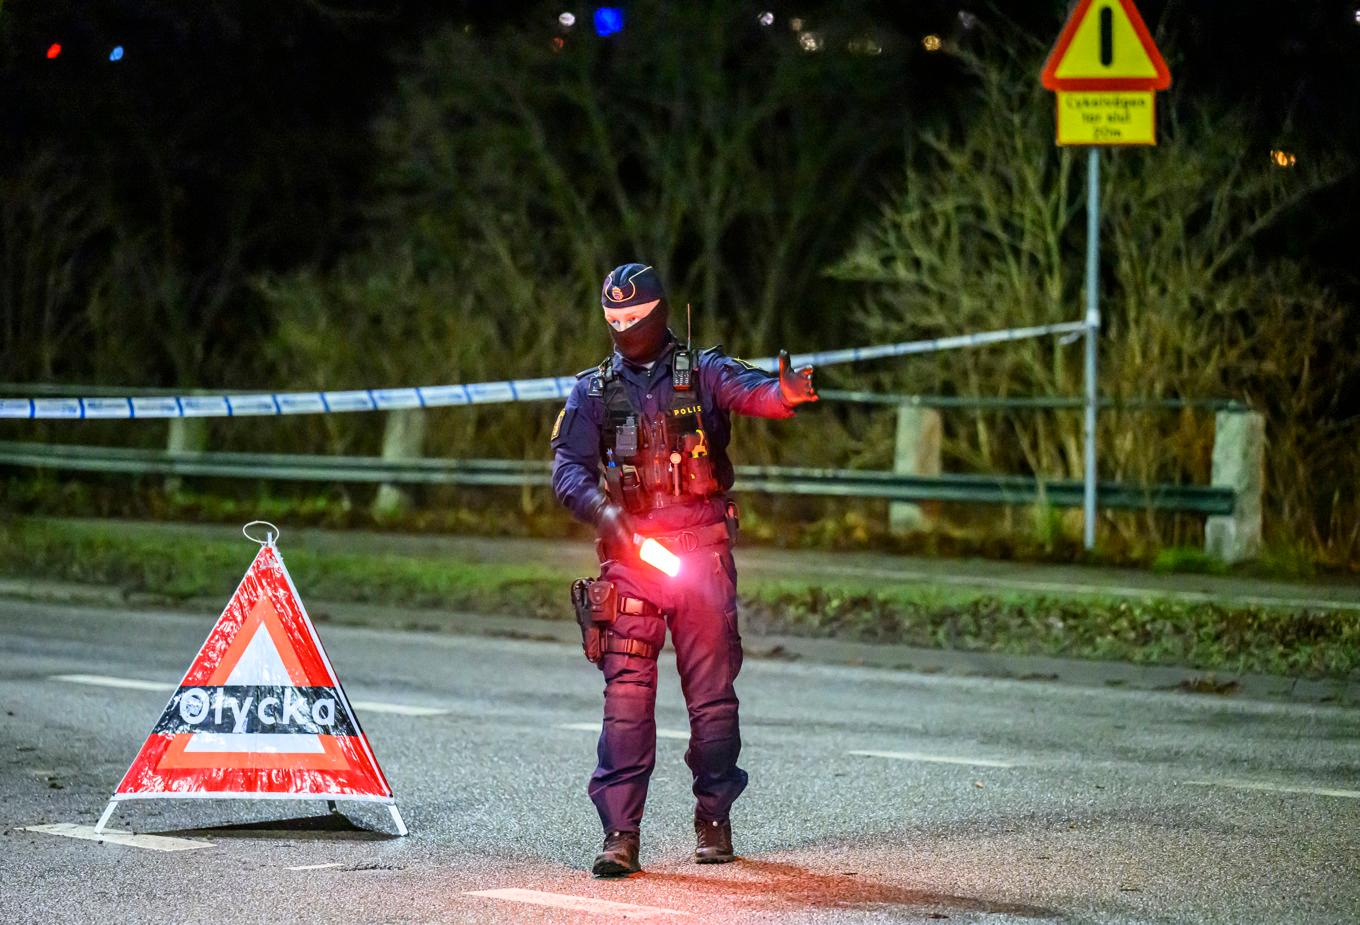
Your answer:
[588,579,617,625]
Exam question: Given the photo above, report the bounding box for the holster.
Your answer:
[570,578,660,664]
[571,578,612,664]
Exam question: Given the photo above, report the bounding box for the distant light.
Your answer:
[922,34,943,52]
[1353,7,1360,23]
[594,7,624,37]
[552,36,566,51]
[1270,149,1297,168]
[109,45,124,62]
[559,11,576,28]
[959,10,978,29]
[799,31,822,52]
[758,11,774,27]
[789,17,804,31]
[46,43,62,60]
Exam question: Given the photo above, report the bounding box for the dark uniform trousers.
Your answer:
[589,537,747,834]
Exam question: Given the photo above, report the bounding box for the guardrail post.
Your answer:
[888,404,942,534]
[372,409,427,518]
[1204,409,1264,563]
[164,416,208,494]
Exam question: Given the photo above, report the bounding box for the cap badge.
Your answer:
[610,286,624,301]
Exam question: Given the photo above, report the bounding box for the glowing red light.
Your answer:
[46,43,63,60]
[638,538,681,577]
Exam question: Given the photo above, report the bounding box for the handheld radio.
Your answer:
[674,302,695,391]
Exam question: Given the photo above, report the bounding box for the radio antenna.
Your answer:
[686,302,693,351]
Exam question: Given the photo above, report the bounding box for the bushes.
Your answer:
[829,37,1358,567]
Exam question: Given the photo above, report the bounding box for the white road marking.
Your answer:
[50,674,446,717]
[465,888,691,919]
[349,700,448,717]
[558,721,690,740]
[1185,778,1360,799]
[849,749,1017,768]
[52,673,170,691]
[22,823,212,852]
[288,863,343,871]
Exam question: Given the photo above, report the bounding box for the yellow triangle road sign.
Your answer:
[1042,0,1171,91]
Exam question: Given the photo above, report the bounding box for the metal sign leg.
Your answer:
[94,801,119,834]
[388,804,409,837]
[1083,147,1101,550]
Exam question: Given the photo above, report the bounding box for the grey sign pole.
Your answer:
[1083,147,1100,550]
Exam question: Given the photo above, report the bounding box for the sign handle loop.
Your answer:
[242,521,280,547]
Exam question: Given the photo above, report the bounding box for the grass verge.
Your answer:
[2,517,1357,680]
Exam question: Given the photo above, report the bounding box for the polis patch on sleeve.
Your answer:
[551,408,566,441]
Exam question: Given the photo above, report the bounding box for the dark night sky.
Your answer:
[4,1,1359,291]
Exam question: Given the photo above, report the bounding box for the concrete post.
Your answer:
[888,404,942,534]
[372,409,427,518]
[1204,410,1264,563]
[164,416,208,495]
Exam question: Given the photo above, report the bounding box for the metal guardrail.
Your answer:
[0,441,1235,515]
[818,389,1251,413]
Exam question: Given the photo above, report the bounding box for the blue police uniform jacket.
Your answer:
[551,333,794,533]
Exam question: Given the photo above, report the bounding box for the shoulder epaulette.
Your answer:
[699,344,725,358]
[584,357,614,398]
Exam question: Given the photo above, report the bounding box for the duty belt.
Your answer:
[638,521,730,553]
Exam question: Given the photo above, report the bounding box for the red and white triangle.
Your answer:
[97,541,405,835]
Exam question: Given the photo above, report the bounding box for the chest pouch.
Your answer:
[604,450,644,513]
[638,416,673,497]
[681,430,719,496]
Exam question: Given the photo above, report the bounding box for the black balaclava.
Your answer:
[601,263,670,364]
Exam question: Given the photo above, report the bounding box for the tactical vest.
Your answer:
[586,351,720,513]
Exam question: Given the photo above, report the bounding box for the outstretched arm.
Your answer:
[704,349,817,419]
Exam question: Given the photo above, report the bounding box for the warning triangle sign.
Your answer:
[111,542,396,805]
[1042,0,1171,91]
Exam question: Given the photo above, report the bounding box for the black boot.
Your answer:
[592,830,641,877]
[694,818,735,864]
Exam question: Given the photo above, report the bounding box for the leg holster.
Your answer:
[571,578,661,664]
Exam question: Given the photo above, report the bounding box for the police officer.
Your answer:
[551,263,817,877]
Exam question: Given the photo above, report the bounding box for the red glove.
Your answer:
[778,349,818,406]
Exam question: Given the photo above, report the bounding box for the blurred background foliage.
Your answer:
[1,1,1357,567]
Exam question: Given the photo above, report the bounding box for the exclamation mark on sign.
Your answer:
[1099,6,1114,67]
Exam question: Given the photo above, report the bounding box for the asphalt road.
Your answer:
[2,597,1357,924]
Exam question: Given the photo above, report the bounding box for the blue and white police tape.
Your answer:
[0,321,1087,420]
